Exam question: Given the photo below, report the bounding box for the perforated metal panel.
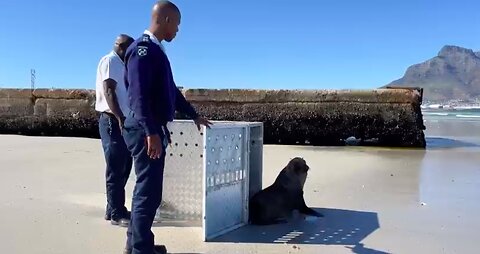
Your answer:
[156,121,204,221]
[202,125,250,240]
[141,120,263,241]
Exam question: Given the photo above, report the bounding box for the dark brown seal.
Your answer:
[249,157,323,225]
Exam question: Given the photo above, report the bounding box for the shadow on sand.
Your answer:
[211,207,390,254]
[152,220,202,228]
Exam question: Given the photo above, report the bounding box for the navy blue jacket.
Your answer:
[124,34,198,137]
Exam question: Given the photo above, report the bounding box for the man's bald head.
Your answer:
[149,0,181,42]
[152,0,180,19]
[115,34,133,46]
[113,34,134,60]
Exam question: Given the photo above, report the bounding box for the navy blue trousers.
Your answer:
[122,115,167,254]
[98,112,133,220]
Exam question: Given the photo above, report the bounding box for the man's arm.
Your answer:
[174,86,198,120]
[98,58,125,124]
[127,46,159,136]
[174,85,213,130]
[103,79,125,123]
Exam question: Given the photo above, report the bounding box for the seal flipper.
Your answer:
[299,206,324,217]
[297,194,323,217]
[250,217,288,225]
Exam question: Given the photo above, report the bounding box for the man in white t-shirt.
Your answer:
[95,34,134,227]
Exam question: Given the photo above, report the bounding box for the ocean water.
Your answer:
[423,109,480,121]
[423,109,480,148]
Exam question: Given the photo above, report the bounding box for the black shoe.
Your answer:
[123,245,167,254]
[153,245,167,254]
[106,210,130,221]
[111,217,129,227]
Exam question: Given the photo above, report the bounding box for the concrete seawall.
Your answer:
[0,87,425,147]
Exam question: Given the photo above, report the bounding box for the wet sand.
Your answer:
[0,120,479,253]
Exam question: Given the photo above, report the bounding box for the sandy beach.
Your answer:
[0,118,479,254]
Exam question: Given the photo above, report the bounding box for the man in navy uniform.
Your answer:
[122,1,212,253]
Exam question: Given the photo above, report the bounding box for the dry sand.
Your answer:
[0,134,479,254]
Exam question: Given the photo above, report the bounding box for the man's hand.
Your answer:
[146,134,163,159]
[116,116,126,130]
[194,116,213,131]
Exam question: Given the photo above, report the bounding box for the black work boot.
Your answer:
[123,245,167,254]
[111,217,129,227]
[110,210,131,226]
[106,207,131,221]
[105,205,111,220]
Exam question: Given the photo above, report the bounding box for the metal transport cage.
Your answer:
[137,120,263,241]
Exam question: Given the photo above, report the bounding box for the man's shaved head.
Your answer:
[152,0,180,19]
[149,0,181,42]
[113,34,134,60]
[115,34,134,46]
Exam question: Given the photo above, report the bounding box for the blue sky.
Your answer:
[0,0,479,90]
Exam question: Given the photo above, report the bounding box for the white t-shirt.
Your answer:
[95,51,129,115]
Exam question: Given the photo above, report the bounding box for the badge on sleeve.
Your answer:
[137,46,148,57]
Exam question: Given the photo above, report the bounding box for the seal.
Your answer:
[249,157,323,225]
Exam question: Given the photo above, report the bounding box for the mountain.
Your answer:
[384,45,480,103]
